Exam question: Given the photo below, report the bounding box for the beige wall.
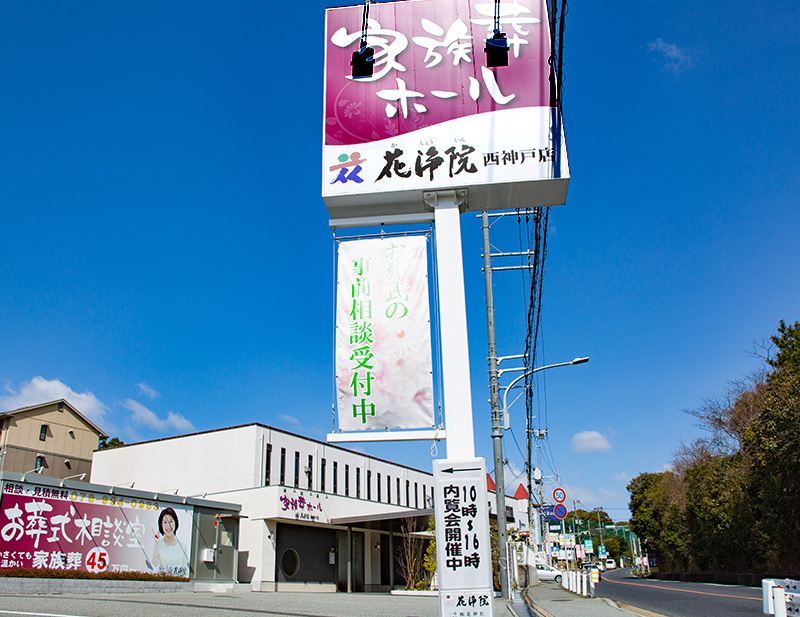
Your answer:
[0,402,101,479]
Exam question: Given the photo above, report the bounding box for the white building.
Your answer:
[91,423,439,592]
[91,423,531,592]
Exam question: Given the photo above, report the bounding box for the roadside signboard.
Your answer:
[322,0,569,221]
[598,545,607,559]
[584,539,594,554]
[433,458,494,617]
[0,481,192,577]
[553,503,567,520]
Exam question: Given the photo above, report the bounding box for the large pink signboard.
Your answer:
[323,0,569,220]
[0,481,193,577]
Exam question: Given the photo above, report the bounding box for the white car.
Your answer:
[605,558,617,570]
[535,563,564,584]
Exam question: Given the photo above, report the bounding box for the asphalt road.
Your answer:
[595,568,762,617]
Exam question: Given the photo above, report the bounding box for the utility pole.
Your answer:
[482,210,510,600]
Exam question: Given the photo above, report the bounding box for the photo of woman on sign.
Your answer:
[152,507,189,577]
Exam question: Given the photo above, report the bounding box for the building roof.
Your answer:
[0,399,108,439]
[513,483,529,500]
[94,422,434,477]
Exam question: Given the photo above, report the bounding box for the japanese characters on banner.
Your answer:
[335,237,435,432]
[0,482,193,577]
[323,0,569,217]
[433,458,494,617]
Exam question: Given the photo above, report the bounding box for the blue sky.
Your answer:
[1,0,798,519]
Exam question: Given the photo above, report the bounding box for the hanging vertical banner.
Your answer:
[335,236,434,431]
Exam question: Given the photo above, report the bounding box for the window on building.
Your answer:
[397,478,401,505]
[377,473,382,502]
[406,480,410,506]
[294,452,300,487]
[265,444,272,486]
[280,448,286,485]
[39,425,48,441]
[333,462,338,494]
[356,468,361,499]
[415,482,419,509]
[307,455,313,490]
[367,470,372,501]
[345,464,350,496]
[387,476,391,503]
[422,485,426,508]
[35,455,45,470]
[321,458,327,492]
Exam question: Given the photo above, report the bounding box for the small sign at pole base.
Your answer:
[434,458,494,617]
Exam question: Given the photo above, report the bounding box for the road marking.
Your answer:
[0,611,91,617]
[601,577,760,601]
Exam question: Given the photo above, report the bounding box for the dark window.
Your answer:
[345,464,350,496]
[39,425,48,441]
[35,455,45,470]
[307,455,313,489]
[387,476,391,503]
[415,482,419,508]
[377,473,382,502]
[367,471,372,500]
[333,462,338,494]
[265,444,272,486]
[506,506,515,521]
[281,549,300,577]
[356,468,361,499]
[280,448,286,485]
[406,480,410,506]
[397,478,401,505]
[422,485,426,507]
[321,458,327,492]
[294,452,300,487]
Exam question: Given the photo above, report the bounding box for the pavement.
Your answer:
[508,581,648,617]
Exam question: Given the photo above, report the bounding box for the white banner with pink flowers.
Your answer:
[335,237,434,431]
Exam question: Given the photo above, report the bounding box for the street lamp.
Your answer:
[491,356,589,596]
[501,357,590,425]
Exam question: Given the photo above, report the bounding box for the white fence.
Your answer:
[763,579,800,616]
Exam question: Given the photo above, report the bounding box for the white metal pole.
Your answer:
[430,192,475,460]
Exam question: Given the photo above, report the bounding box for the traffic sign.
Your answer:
[553,503,568,519]
[553,487,566,503]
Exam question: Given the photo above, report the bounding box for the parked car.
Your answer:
[535,562,564,584]
[605,558,617,570]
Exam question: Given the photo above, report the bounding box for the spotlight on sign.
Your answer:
[351,45,375,79]
[485,31,509,67]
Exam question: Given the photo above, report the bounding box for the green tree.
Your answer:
[98,436,125,450]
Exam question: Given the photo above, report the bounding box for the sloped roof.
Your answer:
[486,472,496,491]
[0,399,108,439]
[513,483,529,500]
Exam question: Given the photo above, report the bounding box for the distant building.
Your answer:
[0,399,107,480]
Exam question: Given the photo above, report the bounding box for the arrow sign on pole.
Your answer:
[442,467,482,474]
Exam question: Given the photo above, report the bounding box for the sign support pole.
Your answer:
[481,210,510,599]
[425,190,475,460]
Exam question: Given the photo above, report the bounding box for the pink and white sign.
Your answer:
[323,0,569,220]
[0,481,193,577]
[335,237,435,432]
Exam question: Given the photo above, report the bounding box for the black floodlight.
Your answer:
[485,31,509,68]
[351,45,375,79]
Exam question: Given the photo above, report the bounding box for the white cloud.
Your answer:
[0,377,109,428]
[647,38,693,73]
[614,472,629,484]
[571,430,612,453]
[279,414,302,426]
[121,399,193,433]
[656,462,674,473]
[135,382,161,400]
